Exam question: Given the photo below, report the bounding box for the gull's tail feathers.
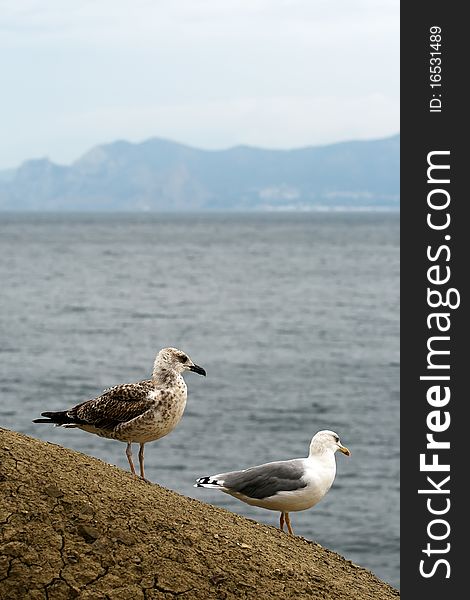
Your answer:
[32,410,77,427]
[194,475,224,489]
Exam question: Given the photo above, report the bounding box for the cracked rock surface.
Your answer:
[0,428,399,599]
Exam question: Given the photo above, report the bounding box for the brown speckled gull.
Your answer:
[33,347,206,481]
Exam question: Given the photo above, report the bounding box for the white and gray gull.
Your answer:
[195,430,350,535]
[33,347,206,481]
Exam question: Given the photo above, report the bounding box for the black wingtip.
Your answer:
[32,410,71,425]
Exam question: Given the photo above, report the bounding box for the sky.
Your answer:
[0,0,399,170]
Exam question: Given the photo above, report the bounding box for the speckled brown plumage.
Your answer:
[33,347,206,480]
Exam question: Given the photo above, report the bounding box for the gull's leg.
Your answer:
[285,512,294,535]
[138,443,148,481]
[280,512,285,531]
[126,442,137,476]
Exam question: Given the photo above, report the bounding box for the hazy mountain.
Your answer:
[0,135,399,211]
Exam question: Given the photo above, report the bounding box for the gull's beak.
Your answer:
[189,364,206,376]
[339,445,351,456]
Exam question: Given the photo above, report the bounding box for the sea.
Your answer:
[0,211,400,590]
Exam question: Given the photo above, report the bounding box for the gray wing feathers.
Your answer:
[221,460,307,500]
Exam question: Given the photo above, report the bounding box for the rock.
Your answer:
[0,428,400,599]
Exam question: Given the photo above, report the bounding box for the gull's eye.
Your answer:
[179,355,188,363]
[334,435,339,442]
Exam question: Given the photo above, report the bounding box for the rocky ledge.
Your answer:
[0,428,399,599]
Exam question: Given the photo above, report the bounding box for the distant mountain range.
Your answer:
[0,134,399,211]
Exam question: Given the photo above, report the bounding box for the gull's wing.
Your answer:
[218,459,307,499]
[68,381,161,430]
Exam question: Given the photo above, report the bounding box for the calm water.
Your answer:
[0,212,399,589]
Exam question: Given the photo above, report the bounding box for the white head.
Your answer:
[152,347,206,378]
[309,430,351,458]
